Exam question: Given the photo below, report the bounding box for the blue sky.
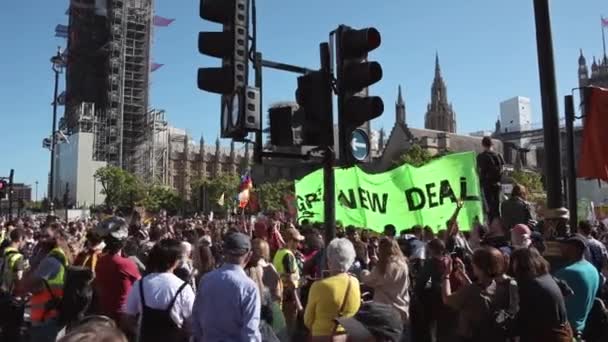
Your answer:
[1,0,606,197]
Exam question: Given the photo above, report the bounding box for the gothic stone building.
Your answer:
[374,55,502,172]
[168,133,251,200]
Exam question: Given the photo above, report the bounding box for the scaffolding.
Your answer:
[132,108,168,185]
[105,0,152,169]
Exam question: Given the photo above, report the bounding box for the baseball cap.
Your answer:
[94,216,129,241]
[223,232,251,256]
[336,302,403,342]
[285,227,305,242]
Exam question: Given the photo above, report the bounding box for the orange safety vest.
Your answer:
[30,247,67,324]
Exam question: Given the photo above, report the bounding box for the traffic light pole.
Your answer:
[533,0,564,210]
[564,95,577,230]
[8,169,14,221]
[323,147,336,243]
[250,28,336,243]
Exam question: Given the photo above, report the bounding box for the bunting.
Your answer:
[151,63,164,72]
[153,15,175,27]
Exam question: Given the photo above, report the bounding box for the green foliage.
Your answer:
[191,173,241,210]
[94,166,145,209]
[394,144,433,167]
[142,185,181,213]
[254,179,294,212]
[511,169,544,193]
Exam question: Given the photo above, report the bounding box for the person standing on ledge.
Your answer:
[477,136,505,223]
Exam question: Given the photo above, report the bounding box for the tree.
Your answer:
[394,144,432,167]
[94,166,145,209]
[254,179,294,212]
[141,185,181,213]
[511,169,544,193]
[191,173,241,211]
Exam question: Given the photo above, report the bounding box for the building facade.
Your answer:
[424,53,457,133]
[500,96,532,133]
[54,132,107,208]
[376,86,502,172]
[166,130,251,200]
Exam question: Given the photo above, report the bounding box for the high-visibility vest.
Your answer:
[1,247,23,291]
[273,248,300,288]
[3,246,22,271]
[30,247,67,324]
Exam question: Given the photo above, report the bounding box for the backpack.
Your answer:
[483,151,504,184]
[43,254,95,327]
[486,279,518,339]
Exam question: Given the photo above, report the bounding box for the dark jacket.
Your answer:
[501,196,532,230]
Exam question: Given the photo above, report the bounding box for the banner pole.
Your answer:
[323,147,336,245]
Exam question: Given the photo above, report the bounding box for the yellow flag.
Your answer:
[217,192,225,206]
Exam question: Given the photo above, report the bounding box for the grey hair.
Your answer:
[180,241,192,258]
[326,238,356,273]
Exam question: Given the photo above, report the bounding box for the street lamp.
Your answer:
[49,47,65,214]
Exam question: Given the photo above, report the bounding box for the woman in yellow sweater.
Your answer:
[304,238,361,341]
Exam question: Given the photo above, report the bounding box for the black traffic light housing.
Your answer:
[336,25,384,163]
[198,0,259,140]
[268,104,296,146]
[295,69,333,147]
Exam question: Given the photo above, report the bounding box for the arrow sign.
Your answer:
[350,129,370,162]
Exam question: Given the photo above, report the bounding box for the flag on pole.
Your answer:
[602,17,608,27]
[238,173,253,208]
[153,15,175,27]
[217,193,225,206]
[55,24,68,38]
[578,87,608,182]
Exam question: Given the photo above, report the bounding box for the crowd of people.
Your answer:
[0,185,608,341]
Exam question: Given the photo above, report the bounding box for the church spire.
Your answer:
[435,51,441,79]
[396,85,406,124]
[425,52,456,133]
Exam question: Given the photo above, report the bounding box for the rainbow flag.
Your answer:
[238,173,253,208]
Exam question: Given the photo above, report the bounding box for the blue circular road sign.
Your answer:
[350,129,370,161]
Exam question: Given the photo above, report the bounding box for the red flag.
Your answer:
[602,17,608,27]
[578,87,608,181]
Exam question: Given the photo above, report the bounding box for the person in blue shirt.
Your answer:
[555,235,599,336]
[192,232,261,342]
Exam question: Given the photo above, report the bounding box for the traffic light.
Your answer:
[268,104,296,146]
[294,69,334,146]
[197,0,259,139]
[336,25,384,162]
[0,180,6,199]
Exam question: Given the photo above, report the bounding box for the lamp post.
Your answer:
[49,47,65,214]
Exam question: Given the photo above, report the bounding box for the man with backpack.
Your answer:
[477,137,505,223]
[0,228,27,341]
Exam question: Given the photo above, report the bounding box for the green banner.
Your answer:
[295,152,483,233]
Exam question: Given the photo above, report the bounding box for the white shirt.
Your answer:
[125,272,195,327]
